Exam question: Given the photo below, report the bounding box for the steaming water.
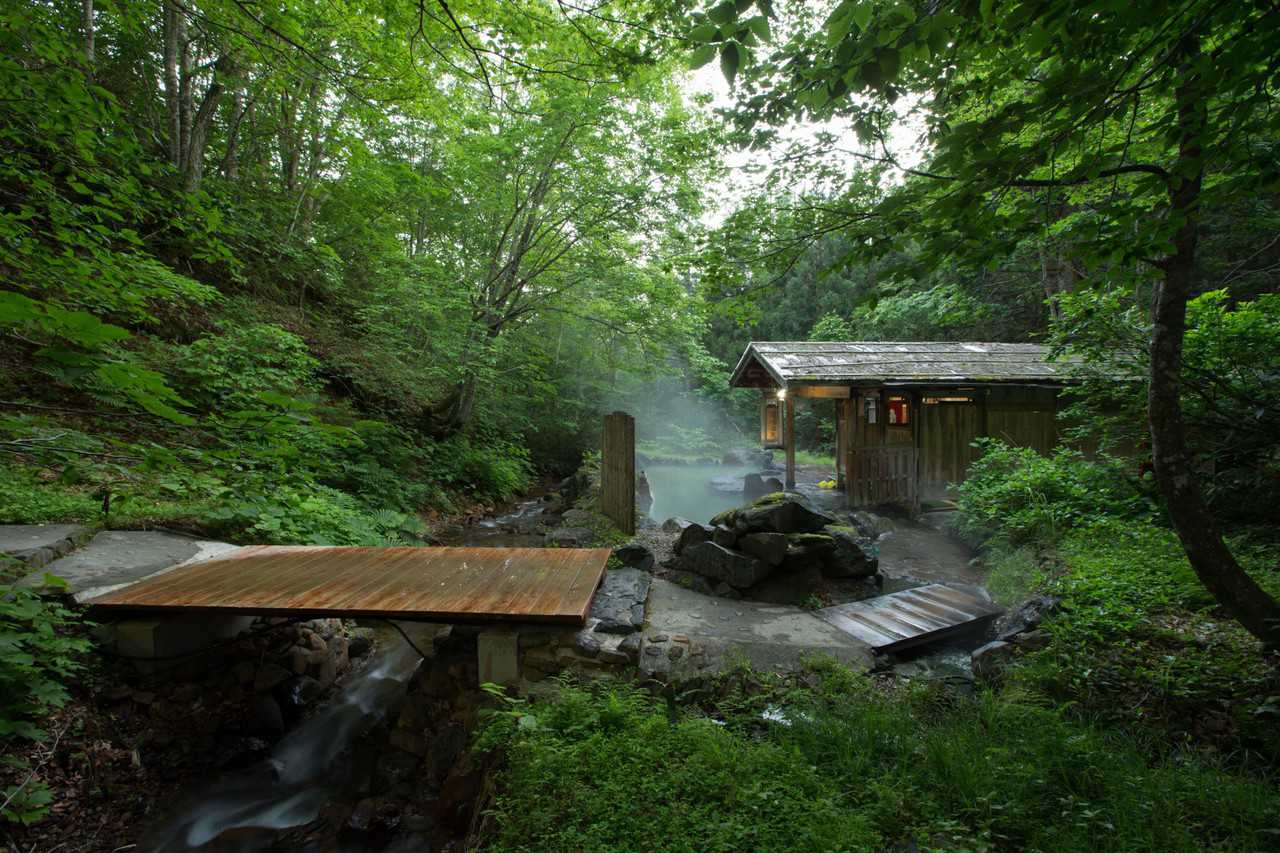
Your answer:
[142,639,424,851]
[643,464,753,525]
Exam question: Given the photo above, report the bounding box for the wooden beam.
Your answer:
[791,385,852,399]
[784,397,796,489]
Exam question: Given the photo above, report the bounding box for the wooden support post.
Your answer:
[784,396,796,489]
[601,411,635,535]
[835,399,847,489]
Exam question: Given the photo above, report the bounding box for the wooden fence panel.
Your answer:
[847,446,916,511]
[600,411,635,535]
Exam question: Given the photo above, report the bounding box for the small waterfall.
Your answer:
[143,640,424,851]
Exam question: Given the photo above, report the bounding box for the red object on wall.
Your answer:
[887,397,909,425]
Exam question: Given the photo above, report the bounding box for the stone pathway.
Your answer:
[638,578,873,679]
[13,529,241,602]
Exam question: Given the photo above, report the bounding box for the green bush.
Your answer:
[0,577,90,825]
[0,468,98,525]
[1010,521,1280,758]
[955,438,1152,546]
[161,323,320,409]
[429,436,533,503]
[481,673,1280,852]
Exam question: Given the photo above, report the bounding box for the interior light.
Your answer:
[776,389,787,400]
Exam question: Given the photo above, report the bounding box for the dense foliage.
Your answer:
[479,669,1279,852]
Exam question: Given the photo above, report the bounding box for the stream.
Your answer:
[142,629,426,852]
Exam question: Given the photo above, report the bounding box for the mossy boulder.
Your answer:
[715,493,835,536]
[821,525,879,579]
[677,541,771,589]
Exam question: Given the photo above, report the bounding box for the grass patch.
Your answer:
[479,673,1280,852]
[793,449,835,467]
[1007,520,1280,762]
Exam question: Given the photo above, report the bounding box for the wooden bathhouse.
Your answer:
[729,342,1079,512]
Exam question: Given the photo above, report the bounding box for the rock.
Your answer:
[820,525,879,578]
[251,694,284,734]
[428,725,469,783]
[667,645,684,661]
[674,522,713,555]
[348,628,375,659]
[289,645,311,674]
[714,493,836,535]
[612,542,655,572]
[636,471,653,516]
[573,631,602,658]
[560,508,596,526]
[316,653,338,688]
[675,541,771,589]
[971,640,1017,682]
[281,675,324,710]
[851,511,896,538]
[782,533,838,571]
[711,525,738,549]
[434,752,484,832]
[347,797,378,833]
[589,568,651,634]
[742,472,766,501]
[546,526,592,547]
[377,750,422,790]
[1013,628,1052,651]
[661,517,692,533]
[598,646,631,665]
[995,595,1061,641]
[232,660,256,685]
[131,690,156,705]
[328,635,350,673]
[739,532,788,567]
[712,582,741,600]
[253,662,291,693]
[618,634,641,662]
[302,629,327,652]
[710,474,746,493]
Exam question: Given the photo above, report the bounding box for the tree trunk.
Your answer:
[1148,42,1280,646]
[82,0,94,75]
[162,1,182,169]
[183,71,225,192]
[219,89,247,180]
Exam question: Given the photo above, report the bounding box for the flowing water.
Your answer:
[642,464,754,524]
[142,634,425,852]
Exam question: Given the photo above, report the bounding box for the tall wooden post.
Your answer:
[784,396,796,489]
[600,411,635,535]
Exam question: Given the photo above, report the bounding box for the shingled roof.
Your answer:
[729,341,1080,388]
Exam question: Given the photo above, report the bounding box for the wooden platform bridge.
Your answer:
[86,545,612,625]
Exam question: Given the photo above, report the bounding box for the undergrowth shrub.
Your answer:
[428,436,532,503]
[1009,521,1280,760]
[955,438,1152,546]
[0,574,90,825]
[160,322,320,409]
[479,672,1280,852]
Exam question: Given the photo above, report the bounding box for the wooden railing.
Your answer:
[847,445,918,512]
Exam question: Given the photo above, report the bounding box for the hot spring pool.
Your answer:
[643,464,752,525]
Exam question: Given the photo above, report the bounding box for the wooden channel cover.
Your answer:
[816,583,1003,653]
[84,546,612,624]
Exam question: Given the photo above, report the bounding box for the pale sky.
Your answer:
[682,61,927,228]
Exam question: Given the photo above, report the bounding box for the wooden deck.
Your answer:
[84,546,611,624]
[815,583,1003,653]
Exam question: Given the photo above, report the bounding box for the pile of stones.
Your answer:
[667,493,880,596]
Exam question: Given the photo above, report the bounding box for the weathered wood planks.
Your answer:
[600,411,636,535]
[84,546,611,624]
[816,584,1003,653]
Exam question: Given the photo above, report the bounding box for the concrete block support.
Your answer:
[97,613,255,673]
[477,630,519,687]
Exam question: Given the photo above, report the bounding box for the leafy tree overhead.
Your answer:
[693,0,1280,643]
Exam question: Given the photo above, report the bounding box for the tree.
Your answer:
[699,0,1280,644]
